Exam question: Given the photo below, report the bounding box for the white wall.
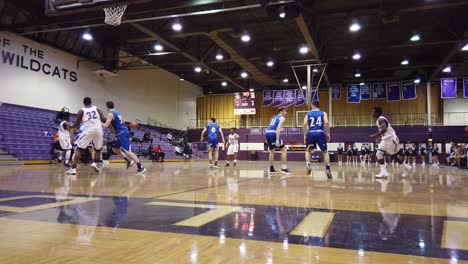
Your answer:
[0,32,203,129]
[443,90,468,125]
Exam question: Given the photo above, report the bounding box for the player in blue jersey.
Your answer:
[265,106,291,175]
[102,101,146,174]
[303,101,332,178]
[200,118,225,168]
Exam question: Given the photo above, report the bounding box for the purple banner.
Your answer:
[273,90,284,107]
[372,83,386,99]
[386,82,401,101]
[332,84,341,99]
[464,78,468,98]
[347,84,361,103]
[284,90,295,107]
[360,83,371,100]
[441,78,457,99]
[401,80,417,100]
[288,127,302,135]
[311,88,319,102]
[250,128,262,135]
[295,89,305,106]
[263,90,274,106]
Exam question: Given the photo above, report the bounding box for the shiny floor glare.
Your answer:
[0,161,467,264]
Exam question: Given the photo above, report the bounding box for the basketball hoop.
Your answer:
[103,5,127,26]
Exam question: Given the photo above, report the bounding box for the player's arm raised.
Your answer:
[102,112,114,129]
[324,112,331,142]
[69,110,84,130]
[303,115,308,145]
[200,128,207,142]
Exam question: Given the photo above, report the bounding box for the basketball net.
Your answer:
[104,5,127,26]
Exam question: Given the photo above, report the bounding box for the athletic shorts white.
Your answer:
[227,144,239,155]
[76,127,103,150]
[377,136,401,156]
[59,135,72,150]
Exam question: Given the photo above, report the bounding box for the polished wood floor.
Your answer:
[0,161,467,263]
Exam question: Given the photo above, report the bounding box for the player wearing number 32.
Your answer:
[102,101,146,174]
[303,101,332,179]
[66,97,106,175]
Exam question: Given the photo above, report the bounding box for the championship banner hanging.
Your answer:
[332,84,341,99]
[311,89,319,101]
[441,78,457,98]
[347,84,361,103]
[273,90,284,107]
[295,89,305,106]
[401,80,417,100]
[360,83,371,100]
[464,78,468,98]
[372,83,386,99]
[386,82,401,101]
[263,90,274,106]
[284,89,295,107]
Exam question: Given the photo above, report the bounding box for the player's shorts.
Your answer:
[76,127,103,150]
[377,136,402,156]
[59,135,72,150]
[227,144,239,155]
[113,130,131,152]
[265,132,284,150]
[208,137,219,148]
[306,132,327,151]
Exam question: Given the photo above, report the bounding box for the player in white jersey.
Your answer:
[66,97,106,175]
[58,112,72,167]
[225,128,240,167]
[370,107,411,178]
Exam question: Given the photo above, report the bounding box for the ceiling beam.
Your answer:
[429,30,468,81]
[295,15,332,87]
[129,22,246,91]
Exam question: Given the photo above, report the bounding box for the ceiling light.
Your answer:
[279,6,286,18]
[154,43,164,51]
[355,73,361,78]
[349,22,361,32]
[249,88,254,92]
[215,53,224,60]
[352,52,361,60]
[359,82,364,85]
[241,71,248,78]
[442,66,451,73]
[221,81,227,87]
[313,68,318,73]
[410,34,420,42]
[172,22,182,32]
[302,85,307,89]
[266,60,274,67]
[241,33,251,42]
[82,32,93,41]
[401,59,409,65]
[299,45,309,54]
[283,78,289,83]
[194,66,202,73]
[462,44,468,51]
[414,78,421,84]
[180,78,184,81]
[279,12,286,18]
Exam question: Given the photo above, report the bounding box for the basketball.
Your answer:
[129,122,139,129]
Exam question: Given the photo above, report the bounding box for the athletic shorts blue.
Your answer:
[208,137,219,148]
[265,132,284,150]
[306,132,327,151]
[113,131,131,152]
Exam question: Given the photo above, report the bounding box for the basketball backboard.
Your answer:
[45,0,149,16]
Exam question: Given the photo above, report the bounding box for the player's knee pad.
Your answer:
[376,150,385,160]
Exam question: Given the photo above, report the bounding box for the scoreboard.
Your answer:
[234,92,256,115]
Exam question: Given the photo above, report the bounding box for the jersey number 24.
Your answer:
[309,116,322,127]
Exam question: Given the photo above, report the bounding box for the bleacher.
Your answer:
[0,103,191,161]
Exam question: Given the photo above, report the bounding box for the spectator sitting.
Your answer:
[153,145,165,162]
[143,131,153,143]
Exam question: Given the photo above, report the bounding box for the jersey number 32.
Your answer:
[86,111,97,120]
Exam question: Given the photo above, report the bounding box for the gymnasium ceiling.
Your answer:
[1,0,468,94]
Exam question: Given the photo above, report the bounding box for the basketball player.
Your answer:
[200,118,225,169]
[266,106,291,175]
[225,128,240,167]
[102,101,146,174]
[370,106,412,178]
[58,112,72,167]
[303,101,332,178]
[337,143,344,165]
[66,97,106,175]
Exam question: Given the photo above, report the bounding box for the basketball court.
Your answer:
[1,0,468,263]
